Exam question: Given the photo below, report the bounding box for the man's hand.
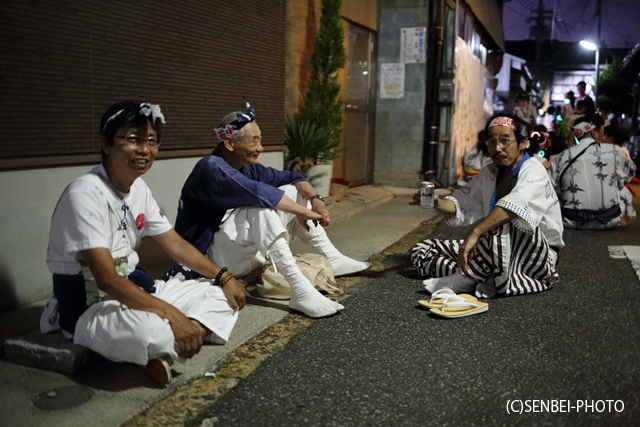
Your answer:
[221,277,246,311]
[80,246,207,360]
[311,198,330,227]
[295,210,323,231]
[410,191,420,205]
[167,310,204,360]
[457,206,516,271]
[457,230,480,272]
[409,192,440,207]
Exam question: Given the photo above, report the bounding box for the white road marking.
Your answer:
[609,245,640,280]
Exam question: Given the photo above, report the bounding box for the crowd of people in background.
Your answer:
[432,99,637,317]
[459,81,638,231]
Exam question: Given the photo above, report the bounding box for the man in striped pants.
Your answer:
[412,113,564,298]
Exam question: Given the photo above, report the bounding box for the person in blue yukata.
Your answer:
[171,103,370,319]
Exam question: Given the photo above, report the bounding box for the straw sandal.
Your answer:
[429,299,488,318]
[418,289,477,309]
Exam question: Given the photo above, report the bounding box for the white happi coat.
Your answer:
[549,138,635,229]
[44,165,238,365]
[445,155,565,249]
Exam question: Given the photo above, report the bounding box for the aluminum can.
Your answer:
[420,182,434,209]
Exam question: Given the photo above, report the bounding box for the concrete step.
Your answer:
[4,330,103,374]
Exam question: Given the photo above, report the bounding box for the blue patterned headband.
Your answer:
[215,103,256,143]
[102,103,166,132]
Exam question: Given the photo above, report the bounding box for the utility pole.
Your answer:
[528,1,553,101]
[596,0,602,41]
[534,0,544,81]
[594,0,603,106]
[551,0,556,41]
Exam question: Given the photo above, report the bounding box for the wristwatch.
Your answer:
[310,194,325,203]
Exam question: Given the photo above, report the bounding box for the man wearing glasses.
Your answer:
[45,102,245,385]
[412,113,564,302]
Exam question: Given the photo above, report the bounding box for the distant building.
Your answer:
[505,40,629,126]
[617,42,640,150]
[494,53,530,113]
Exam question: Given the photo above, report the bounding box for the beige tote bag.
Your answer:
[257,253,341,300]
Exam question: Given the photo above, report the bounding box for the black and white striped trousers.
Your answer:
[411,222,559,296]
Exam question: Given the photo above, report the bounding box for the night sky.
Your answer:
[503,0,640,48]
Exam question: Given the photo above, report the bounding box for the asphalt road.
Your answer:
[193,221,640,427]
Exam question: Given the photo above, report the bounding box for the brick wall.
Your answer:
[0,0,286,163]
[285,0,323,116]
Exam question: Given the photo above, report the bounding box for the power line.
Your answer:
[505,22,529,38]
[557,12,577,42]
[504,3,531,18]
[576,0,593,25]
[550,1,579,41]
[504,0,639,48]
[514,0,538,11]
[602,15,634,47]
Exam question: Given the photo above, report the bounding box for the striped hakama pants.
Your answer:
[411,222,559,296]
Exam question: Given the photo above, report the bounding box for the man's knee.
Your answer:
[279,184,305,206]
[123,311,176,361]
[220,206,287,239]
[74,304,176,364]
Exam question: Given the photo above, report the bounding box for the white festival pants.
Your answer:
[209,184,310,277]
[73,277,238,366]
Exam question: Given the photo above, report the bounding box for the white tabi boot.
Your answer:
[268,238,344,318]
[422,271,476,294]
[295,223,371,277]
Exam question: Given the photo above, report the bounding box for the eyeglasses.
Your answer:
[486,138,517,148]
[115,134,161,148]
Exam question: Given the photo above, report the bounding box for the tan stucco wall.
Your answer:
[450,38,494,182]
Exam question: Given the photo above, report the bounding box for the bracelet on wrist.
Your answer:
[214,267,228,286]
[219,272,235,287]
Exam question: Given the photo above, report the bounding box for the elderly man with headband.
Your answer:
[411,112,564,317]
[44,102,246,385]
[549,114,635,229]
[172,103,370,319]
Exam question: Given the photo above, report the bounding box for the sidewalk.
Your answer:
[0,184,433,427]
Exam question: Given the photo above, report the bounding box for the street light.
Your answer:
[580,40,600,108]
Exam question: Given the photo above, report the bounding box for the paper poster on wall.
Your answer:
[400,27,426,64]
[380,63,405,99]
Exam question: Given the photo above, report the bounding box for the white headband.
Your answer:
[488,116,529,148]
[488,116,528,137]
[215,102,256,143]
[102,103,166,132]
[572,121,596,139]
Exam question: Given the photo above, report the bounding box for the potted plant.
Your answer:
[284,115,347,197]
[292,0,347,197]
